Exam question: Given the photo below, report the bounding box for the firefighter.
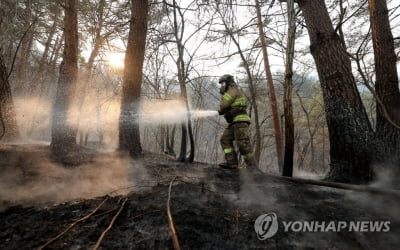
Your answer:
[217,74,256,170]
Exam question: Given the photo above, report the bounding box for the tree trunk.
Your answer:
[31,8,59,88]
[160,125,165,152]
[295,90,318,170]
[298,0,374,183]
[50,0,79,159]
[242,61,262,164]
[27,10,59,137]
[177,78,194,162]
[49,34,64,71]
[14,0,33,95]
[77,0,106,144]
[255,0,284,170]
[282,0,296,177]
[170,0,195,163]
[118,0,149,157]
[178,124,187,161]
[166,125,176,156]
[86,0,107,78]
[368,0,400,167]
[0,53,19,141]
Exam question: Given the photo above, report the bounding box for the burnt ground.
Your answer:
[0,144,400,250]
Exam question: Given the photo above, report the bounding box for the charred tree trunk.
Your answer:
[187,114,195,162]
[0,53,19,141]
[170,125,176,155]
[298,0,374,183]
[165,125,176,156]
[255,0,284,170]
[178,124,187,162]
[176,69,194,162]
[118,0,149,157]
[282,0,296,177]
[50,0,79,160]
[368,0,400,168]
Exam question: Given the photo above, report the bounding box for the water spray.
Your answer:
[137,109,218,124]
[189,110,219,119]
[137,99,219,124]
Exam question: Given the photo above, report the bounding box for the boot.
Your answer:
[219,153,238,169]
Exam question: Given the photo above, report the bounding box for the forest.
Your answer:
[0,0,399,249]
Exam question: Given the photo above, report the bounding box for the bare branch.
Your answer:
[166,176,181,250]
[93,197,128,250]
[38,197,110,250]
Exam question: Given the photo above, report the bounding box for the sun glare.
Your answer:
[107,52,125,69]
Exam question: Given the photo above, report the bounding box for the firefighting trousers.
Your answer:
[220,122,253,163]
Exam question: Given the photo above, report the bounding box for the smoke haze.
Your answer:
[14,97,217,146]
[0,146,153,211]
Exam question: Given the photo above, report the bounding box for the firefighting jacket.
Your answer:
[218,83,251,124]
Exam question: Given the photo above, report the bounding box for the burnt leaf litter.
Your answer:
[0,145,399,249]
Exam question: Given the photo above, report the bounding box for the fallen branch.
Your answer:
[37,197,109,250]
[167,176,181,250]
[93,197,128,250]
[268,174,400,197]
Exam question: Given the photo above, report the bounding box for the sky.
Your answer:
[83,0,400,85]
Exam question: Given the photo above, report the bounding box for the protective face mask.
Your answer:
[219,82,226,95]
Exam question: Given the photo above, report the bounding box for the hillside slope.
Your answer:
[0,144,399,249]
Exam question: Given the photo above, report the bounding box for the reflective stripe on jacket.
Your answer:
[218,84,251,123]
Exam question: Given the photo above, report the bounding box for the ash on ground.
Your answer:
[0,145,399,249]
